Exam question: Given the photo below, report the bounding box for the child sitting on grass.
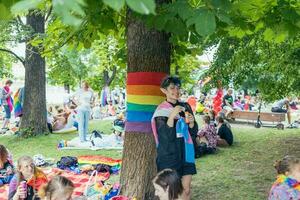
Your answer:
[38,175,74,200]
[0,144,14,186]
[216,116,233,147]
[153,169,183,200]
[268,155,300,199]
[9,156,48,200]
[195,115,217,157]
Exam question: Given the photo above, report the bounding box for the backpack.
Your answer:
[57,156,78,169]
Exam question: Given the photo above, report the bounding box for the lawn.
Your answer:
[0,119,299,200]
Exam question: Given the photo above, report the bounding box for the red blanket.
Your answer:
[0,168,110,199]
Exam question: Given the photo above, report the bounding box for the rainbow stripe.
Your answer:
[13,89,22,117]
[125,72,167,133]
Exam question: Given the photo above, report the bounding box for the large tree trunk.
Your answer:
[20,11,48,134]
[120,1,171,199]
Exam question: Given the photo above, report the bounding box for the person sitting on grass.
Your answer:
[195,115,217,157]
[38,175,74,200]
[216,116,233,147]
[0,144,14,186]
[153,169,183,200]
[268,155,300,199]
[52,109,68,131]
[9,156,48,200]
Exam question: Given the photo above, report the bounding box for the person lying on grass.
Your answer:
[268,155,300,200]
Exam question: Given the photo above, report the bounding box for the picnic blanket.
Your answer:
[78,155,122,167]
[0,168,110,199]
[59,134,123,150]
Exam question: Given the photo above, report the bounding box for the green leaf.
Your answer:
[165,19,187,35]
[52,0,86,27]
[210,0,231,11]
[216,11,232,24]
[194,9,216,36]
[11,0,43,14]
[0,3,11,20]
[126,0,156,15]
[263,28,274,42]
[103,0,125,12]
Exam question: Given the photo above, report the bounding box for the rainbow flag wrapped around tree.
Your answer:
[14,88,23,117]
[125,72,167,133]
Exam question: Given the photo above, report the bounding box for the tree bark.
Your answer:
[120,2,171,199]
[103,66,117,87]
[20,11,48,134]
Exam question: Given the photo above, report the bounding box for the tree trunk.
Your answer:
[64,83,70,93]
[103,66,117,87]
[20,11,48,134]
[120,2,171,199]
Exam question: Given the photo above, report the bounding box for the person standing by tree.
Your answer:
[152,76,198,200]
[72,81,94,142]
[0,80,13,133]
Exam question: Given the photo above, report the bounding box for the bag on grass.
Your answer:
[57,156,78,169]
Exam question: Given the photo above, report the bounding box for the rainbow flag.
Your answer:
[13,89,22,117]
[125,72,167,133]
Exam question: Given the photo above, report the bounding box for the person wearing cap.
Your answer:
[152,76,198,200]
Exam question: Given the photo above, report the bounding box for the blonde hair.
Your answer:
[16,156,39,186]
[274,155,300,175]
[0,144,8,164]
[38,176,74,199]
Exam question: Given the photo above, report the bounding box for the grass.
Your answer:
[1,118,299,200]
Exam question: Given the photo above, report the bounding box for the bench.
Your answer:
[230,110,286,129]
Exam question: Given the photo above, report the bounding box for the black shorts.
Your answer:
[157,160,196,177]
[271,107,287,113]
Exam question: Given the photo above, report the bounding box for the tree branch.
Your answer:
[108,66,117,86]
[45,6,53,22]
[0,48,25,67]
[17,16,25,26]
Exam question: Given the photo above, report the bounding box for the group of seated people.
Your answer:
[47,105,78,132]
[0,144,75,200]
[194,110,233,158]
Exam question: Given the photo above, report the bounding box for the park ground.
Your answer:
[0,118,299,200]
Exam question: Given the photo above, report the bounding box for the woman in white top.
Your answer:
[72,81,94,142]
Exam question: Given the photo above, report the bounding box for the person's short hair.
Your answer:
[5,80,13,85]
[203,115,210,124]
[153,169,183,200]
[274,155,300,175]
[160,76,181,89]
[217,116,224,123]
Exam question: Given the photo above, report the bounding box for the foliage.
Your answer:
[203,35,300,101]
[47,48,89,90]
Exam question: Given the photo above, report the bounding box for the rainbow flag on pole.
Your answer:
[125,72,167,133]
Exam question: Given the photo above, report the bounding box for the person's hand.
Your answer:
[169,106,184,119]
[186,112,195,124]
[9,91,13,95]
[14,185,26,200]
[6,166,13,175]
